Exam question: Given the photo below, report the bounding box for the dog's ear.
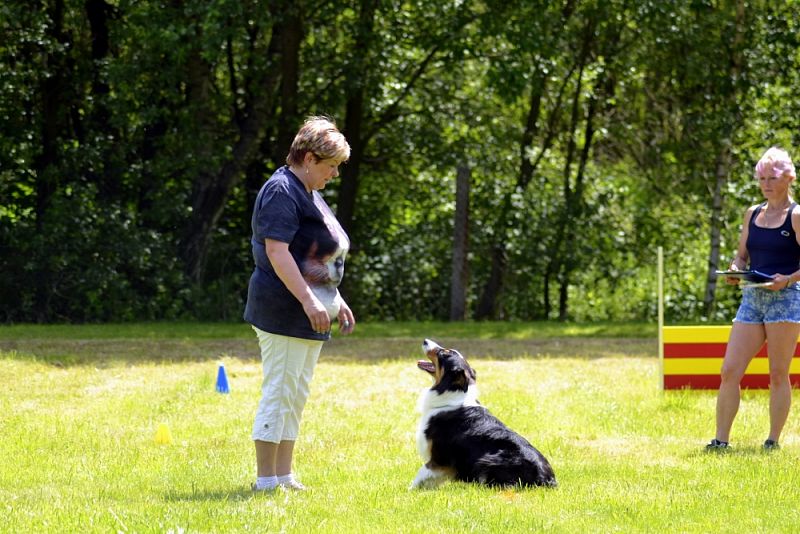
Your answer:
[451,369,470,392]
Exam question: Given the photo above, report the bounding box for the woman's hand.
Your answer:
[265,239,334,334]
[725,264,741,286]
[302,296,331,334]
[768,274,791,292]
[337,301,355,335]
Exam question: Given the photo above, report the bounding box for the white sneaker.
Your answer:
[250,482,277,492]
[278,476,307,491]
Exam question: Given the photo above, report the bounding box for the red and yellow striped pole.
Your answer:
[657,248,800,389]
[662,325,800,389]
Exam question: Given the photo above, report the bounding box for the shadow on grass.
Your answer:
[163,487,277,502]
[687,446,780,458]
[0,337,656,368]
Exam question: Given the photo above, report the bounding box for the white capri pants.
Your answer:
[251,327,323,443]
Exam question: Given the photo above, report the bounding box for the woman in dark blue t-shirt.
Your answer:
[708,147,800,451]
[244,116,355,491]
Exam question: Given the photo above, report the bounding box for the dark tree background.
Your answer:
[1,0,799,323]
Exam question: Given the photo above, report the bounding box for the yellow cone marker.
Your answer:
[154,423,173,445]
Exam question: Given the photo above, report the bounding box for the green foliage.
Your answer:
[2,1,800,323]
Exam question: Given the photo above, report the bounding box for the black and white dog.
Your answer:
[411,339,557,489]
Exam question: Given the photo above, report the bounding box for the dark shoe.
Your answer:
[705,438,729,451]
[763,439,780,451]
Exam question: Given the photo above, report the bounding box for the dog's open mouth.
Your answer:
[417,360,435,374]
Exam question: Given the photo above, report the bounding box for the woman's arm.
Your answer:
[772,205,800,289]
[726,207,753,284]
[265,238,330,333]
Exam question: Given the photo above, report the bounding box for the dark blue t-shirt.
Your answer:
[243,166,350,341]
[747,202,800,276]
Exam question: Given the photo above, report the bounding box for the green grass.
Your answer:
[0,320,655,341]
[1,322,798,532]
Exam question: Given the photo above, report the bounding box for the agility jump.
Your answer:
[656,247,800,390]
[661,325,800,389]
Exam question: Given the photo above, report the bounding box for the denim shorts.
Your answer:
[734,285,800,324]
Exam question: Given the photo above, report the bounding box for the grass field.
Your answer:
[2,321,799,533]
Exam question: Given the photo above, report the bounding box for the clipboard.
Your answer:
[740,282,776,289]
[715,269,774,284]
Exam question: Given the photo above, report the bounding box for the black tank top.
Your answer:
[747,202,800,276]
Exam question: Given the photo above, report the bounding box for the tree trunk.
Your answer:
[274,3,302,164]
[35,0,69,228]
[475,244,507,320]
[178,7,288,282]
[704,0,745,318]
[558,65,602,321]
[705,148,729,316]
[549,93,581,319]
[545,36,591,321]
[474,72,549,319]
[178,39,217,282]
[338,0,464,237]
[450,164,470,320]
[337,0,378,236]
[473,43,577,320]
[543,270,552,318]
[85,0,120,201]
[33,0,71,321]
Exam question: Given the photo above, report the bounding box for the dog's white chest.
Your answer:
[415,413,433,461]
[415,386,479,461]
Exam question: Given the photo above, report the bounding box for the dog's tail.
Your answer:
[474,455,558,488]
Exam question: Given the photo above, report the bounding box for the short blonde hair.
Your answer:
[754,146,796,179]
[286,116,351,166]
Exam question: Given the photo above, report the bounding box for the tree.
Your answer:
[4,0,800,324]
[450,164,470,320]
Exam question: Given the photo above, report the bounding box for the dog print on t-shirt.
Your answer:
[295,191,350,318]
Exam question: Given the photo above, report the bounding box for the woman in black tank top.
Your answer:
[707,147,800,452]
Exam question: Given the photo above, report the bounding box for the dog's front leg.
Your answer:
[409,464,448,490]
